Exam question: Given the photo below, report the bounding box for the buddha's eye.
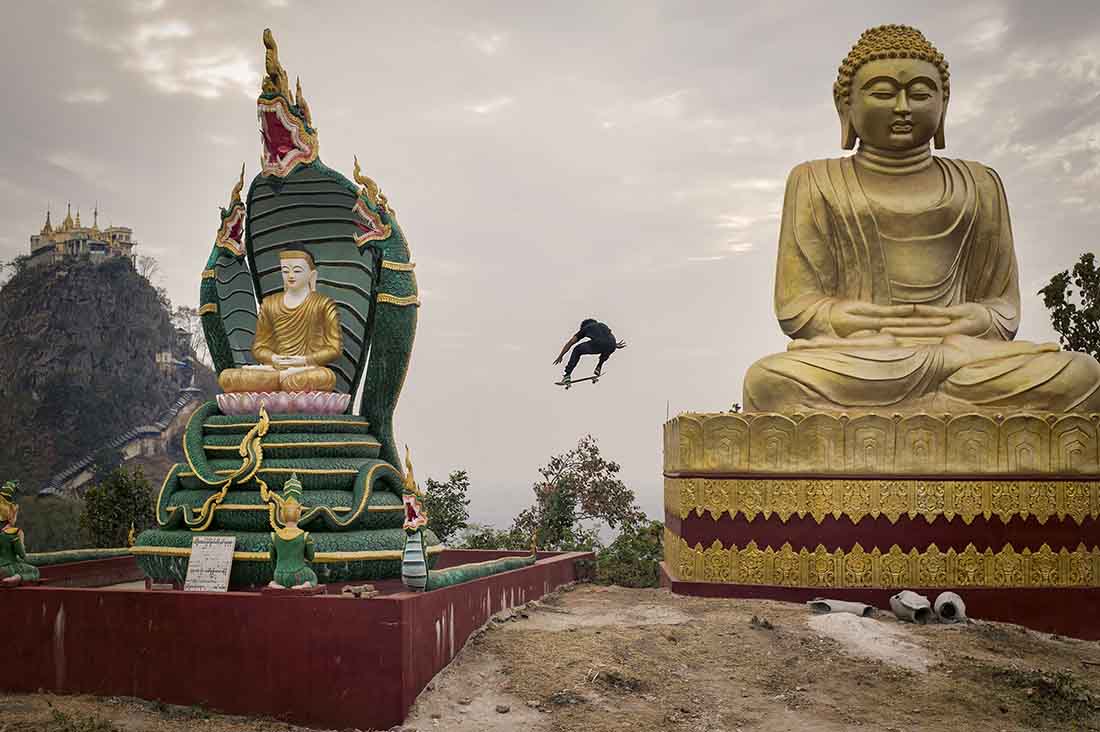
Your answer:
[870,91,896,100]
[910,92,932,101]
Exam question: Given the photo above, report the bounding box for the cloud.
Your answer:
[715,213,774,230]
[468,32,506,56]
[129,0,167,12]
[45,151,108,183]
[727,178,783,192]
[69,17,257,99]
[62,88,110,104]
[465,96,514,115]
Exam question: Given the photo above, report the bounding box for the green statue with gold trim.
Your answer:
[268,474,318,589]
[133,29,441,588]
[0,482,39,587]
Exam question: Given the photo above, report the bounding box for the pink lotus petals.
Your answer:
[216,391,351,416]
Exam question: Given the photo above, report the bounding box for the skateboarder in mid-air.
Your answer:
[553,318,626,385]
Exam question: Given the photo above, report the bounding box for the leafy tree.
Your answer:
[457,523,528,550]
[510,435,644,551]
[90,447,124,484]
[1039,252,1100,359]
[422,469,471,544]
[79,467,154,548]
[595,520,664,587]
[18,495,88,552]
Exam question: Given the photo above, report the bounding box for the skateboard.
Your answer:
[555,374,601,390]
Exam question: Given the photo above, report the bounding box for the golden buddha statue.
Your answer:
[743,25,1100,414]
[218,248,342,393]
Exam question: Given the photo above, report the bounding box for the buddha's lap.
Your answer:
[743,340,1100,412]
[218,365,336,393]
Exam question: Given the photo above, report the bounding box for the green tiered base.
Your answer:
[134,402,441,587]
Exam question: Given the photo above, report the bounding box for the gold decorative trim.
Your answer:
[131,543,443,563]
[382,260,415,271]
[664,531,1100,588]
[665,477,1100,526]
[203,419,370,430]
[167,504,354,513]
[198,303,218,315]
[665,412,1100,476]
[203,440,381,451]
[376,293,420,307]
[201,269,216,279]
[178,468,359,478]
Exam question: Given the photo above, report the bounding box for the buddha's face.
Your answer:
[280,256,317,295]
[848,58,945,150]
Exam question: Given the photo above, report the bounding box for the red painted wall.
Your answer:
[0,550,589,730]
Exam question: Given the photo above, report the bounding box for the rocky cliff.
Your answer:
[0,257,193,487]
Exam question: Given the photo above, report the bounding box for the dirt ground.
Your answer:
[4,584,1100,732]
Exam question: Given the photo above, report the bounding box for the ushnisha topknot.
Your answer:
[833,24,950,105]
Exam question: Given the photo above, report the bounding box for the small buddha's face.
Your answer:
[280,257,317,295]
[848,58,945,150]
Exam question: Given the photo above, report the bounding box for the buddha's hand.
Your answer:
[881,304,992,338]
[828,301,951,338]
[272,354,309,369]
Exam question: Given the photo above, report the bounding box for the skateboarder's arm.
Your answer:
[553,334,580,365]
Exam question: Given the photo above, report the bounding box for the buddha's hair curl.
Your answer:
[834,24,950,105]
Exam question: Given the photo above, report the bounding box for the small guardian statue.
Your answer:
[267,474,319,590]
[0,482,39,587]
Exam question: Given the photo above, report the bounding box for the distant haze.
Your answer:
[2,1,1098,526]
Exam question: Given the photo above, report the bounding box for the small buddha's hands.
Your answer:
[880,303,992,338]
[272,354,309,369]
[829,300,951,338]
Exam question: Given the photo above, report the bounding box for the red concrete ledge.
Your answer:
[660,562,1100,640]
[35,555,143,588]
[0,549,592,731]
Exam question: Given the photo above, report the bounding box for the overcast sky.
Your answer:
[2,1,1098,527]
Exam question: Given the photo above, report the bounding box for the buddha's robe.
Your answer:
[219,291,341,393]
[743,157,1100,413]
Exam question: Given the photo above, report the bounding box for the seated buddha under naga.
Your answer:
[743,24,1100,415]
[218,248,342,394]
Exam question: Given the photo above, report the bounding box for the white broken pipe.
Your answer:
[934,591,967,623]
[806,598,874,617]
[890,590,932,624]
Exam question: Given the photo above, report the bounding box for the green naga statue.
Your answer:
[134,29,440,587]
[400,449,536,592]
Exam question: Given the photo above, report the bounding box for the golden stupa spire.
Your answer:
[41,205,52,234]
[62,202,74,231]
[74,208,82,228]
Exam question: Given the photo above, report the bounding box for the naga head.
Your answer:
[214,164,246,257]
[401,446,428,532]
[258,29,319,177]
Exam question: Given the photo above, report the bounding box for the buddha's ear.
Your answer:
[836,99,857,150]
[308,269,318,290]
[934,101,948,150]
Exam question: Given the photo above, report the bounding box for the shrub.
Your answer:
[17,494,89,552]
[79,467,154,548]
[595,520,664,588]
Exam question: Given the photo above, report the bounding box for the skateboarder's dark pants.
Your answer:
[565,341,615,377]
